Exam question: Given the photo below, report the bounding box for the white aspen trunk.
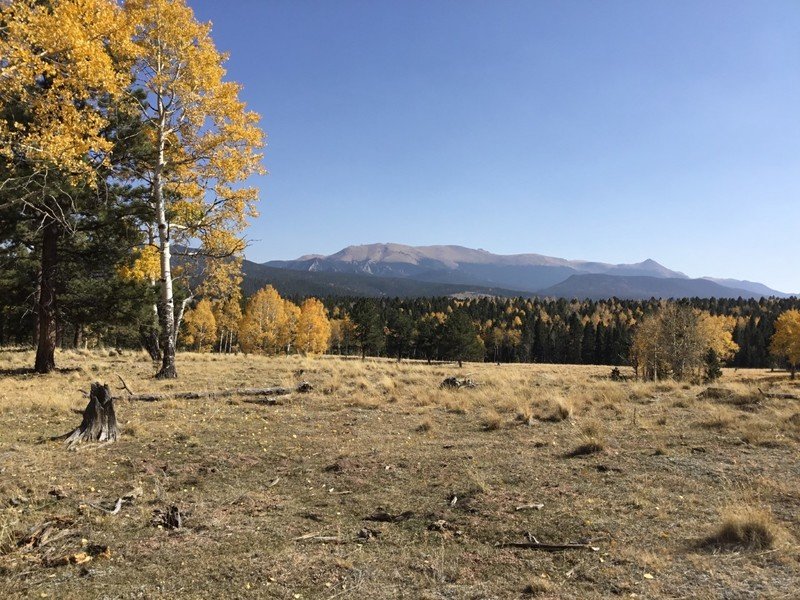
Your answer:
[174,295,193,349]
[155,98,177,379]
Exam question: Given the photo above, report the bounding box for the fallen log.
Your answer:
[124,381,313,402]
[294,534,345,544]
[496,541,599,552]
[440,377,477,390]
[364,510,414,523]
[514,503,544,511]
[758,388,799,400]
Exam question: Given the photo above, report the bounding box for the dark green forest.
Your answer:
[316,296,800,368]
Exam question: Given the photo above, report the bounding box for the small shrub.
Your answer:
[699,406,736,429]
[543,396,573,422]
[522,577,553,595]
[580,419,602,438]
[416,418,433,433]
[565,419,606,457]
[702,508,779,550]
[565,440,604,458]
[592,383,628,405]
[481,409,502,431]
[515,404,535,426]
[445,399,468,414]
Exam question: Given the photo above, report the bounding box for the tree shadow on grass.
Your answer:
[0,366,82,377]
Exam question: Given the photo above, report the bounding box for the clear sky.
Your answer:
[190,0,799,292]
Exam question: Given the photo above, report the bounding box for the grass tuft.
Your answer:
[543,395,573,422]
[701,507,780,550]
[481,408,503,431]
[416,418,434,433]
[522,577,553,595]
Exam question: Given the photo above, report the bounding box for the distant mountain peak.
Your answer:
[260,242,787,299]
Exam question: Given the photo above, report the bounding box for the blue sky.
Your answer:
[190,0,799,292]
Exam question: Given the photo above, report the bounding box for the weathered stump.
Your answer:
[62,383,118,449]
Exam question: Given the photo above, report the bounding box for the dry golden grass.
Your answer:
[544,394,574,422]
[702,507,782,551]
[522,576,554,595]
[0,350,798,599]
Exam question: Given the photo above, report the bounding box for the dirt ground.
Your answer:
[1,349,798,599]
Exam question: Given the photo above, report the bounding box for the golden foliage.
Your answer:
[631,306,739,380]
[771,310,800,369]
[238,286,296,355]
[126,0,265,250]
[329,315,357,353]
[0,0,133,177]
[182,299,217,352]
[117,246,160,282]
[698,314,739,361]
[295,298,332,355]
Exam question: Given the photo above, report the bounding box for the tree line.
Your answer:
[314,295,798,372]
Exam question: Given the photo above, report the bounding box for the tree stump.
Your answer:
[62,383,118,449]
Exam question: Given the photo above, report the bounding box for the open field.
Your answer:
[1,349,799,599]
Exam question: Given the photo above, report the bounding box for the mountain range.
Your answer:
[242,243,794,300]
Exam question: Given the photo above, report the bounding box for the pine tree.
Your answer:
[0,0,133,372]
[441,310,484,368]
[704,348,722,382]
[351,300,386,359]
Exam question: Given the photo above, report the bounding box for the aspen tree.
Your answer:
[125,0,265,378]
[771,310,800,379]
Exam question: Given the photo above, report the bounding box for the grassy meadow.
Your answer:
[0,349,799,599]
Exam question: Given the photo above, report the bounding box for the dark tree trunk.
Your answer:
[32,275,41,347]
[61,383,118,449]
[156,344,177,378]
[73,324,83,349]
[35,219,58,374]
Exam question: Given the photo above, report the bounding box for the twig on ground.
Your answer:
[496,533,598,551]
[116,374,135,397]
[515,503,544,511]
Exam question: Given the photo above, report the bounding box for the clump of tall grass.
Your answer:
[701,507,781,550]
[542,395,573,422]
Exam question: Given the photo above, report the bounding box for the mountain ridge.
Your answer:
[252,243,793,299]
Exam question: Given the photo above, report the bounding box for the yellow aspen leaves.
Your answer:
[182,299,218,352]
[117,246,160,282]
[0,0,134,178]
[238,286,330,355]
[295,298,332,355]
[771,310,800,376]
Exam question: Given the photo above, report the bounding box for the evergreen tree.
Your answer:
[386,308,415,361]
[351,300,386,359]
[441,310,484,367]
